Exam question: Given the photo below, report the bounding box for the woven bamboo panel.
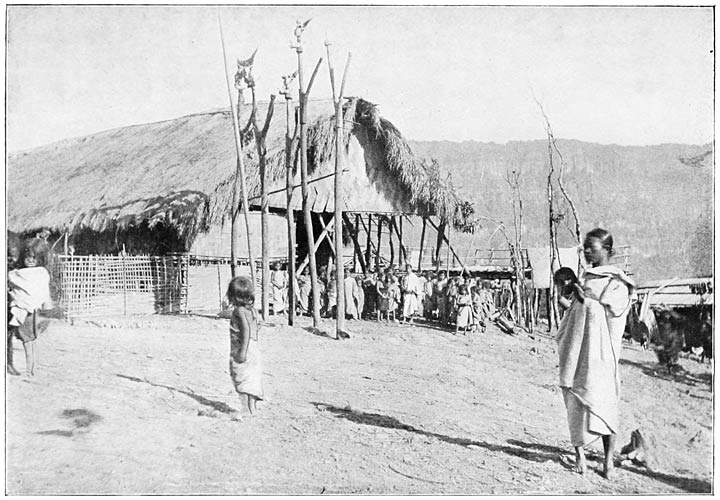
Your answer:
[54,254,274,319]
[55,255,187,320]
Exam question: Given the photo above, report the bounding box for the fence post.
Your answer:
[122,253,127,316]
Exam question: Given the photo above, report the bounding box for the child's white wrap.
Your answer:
[8,267,52,326]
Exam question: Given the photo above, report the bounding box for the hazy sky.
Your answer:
[6,5,714,152]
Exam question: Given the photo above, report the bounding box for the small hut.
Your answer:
[7,98,473,318]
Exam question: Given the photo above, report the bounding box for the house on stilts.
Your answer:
[7,98,474,319]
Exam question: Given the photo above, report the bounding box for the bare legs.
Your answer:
[7,331,20,376]
[570,435,615,479]
[23,340,36,376]
[602,434,617,479]
[573,446,587,474]
[247,395,259,414]
[238,393,259,415]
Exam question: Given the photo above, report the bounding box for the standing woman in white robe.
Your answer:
[270,262,287,315]
[556,228,635,479]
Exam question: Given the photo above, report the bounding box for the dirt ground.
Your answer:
[5,313,713,495]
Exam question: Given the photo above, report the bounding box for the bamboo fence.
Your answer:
[52,254,275,320]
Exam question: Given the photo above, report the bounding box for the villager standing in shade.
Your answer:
[227,276,264,415]
[297,267,311,315]
[355,273,366,319]
[270,261,287,315]
[556,228,635,479]
[344,269,360,319]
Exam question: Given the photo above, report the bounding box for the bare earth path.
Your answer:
[6,314,713,494]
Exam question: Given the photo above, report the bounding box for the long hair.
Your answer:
[585,227,615,257]
[7,232,24,270]
[227,276,255,307]
[23,238,51,269]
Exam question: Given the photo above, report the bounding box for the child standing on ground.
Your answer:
[387,275,401,322]
[227,276,264,415]
[8,238,52,377]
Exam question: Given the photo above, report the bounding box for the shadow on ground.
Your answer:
[312,402,712,493]
[37,408,103,438]
[622,464,712,493]
[619,358,712,388]
[302,326,336,340]
[116,373,236,414]
[311,402,562,463]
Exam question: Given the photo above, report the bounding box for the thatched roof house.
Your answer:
[7,98,472,256]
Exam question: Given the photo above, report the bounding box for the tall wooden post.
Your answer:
[281,73,298,326]
[326,40,351,339]
[249,85,276,321]
[417,216,427,271]
[293,20,323,327]
[219,18,255,286]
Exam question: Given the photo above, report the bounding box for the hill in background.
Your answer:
[408,139,713,283]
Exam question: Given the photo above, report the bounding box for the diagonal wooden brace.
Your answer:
[296,216,336,276]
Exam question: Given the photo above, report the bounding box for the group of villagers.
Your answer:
[7,225,637,480]
[269,261,512,335]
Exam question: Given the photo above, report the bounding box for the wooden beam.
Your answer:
[427,217,465,271]
[296,217,336,276]
[318,215,336,256]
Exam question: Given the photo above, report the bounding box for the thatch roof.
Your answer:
[7,98,473,243]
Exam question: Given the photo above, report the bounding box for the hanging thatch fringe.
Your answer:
[8,98,475,240]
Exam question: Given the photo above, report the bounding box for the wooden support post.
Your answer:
[219,19,256,285]
[365,214,373,270]
[293,20,323,327]
[325,40,351,338]
[357,215,382,269]
[417,216,426,271]
[388,216,395,267]
[249,86,277,321]
[434,218,446,272]
[446,225,451,275]
[376,215,383,270]
[344,212,367,274]
[281,77,299,326]
[399,215,405,265]
[428,217,464,271]
[353,214,360,271]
